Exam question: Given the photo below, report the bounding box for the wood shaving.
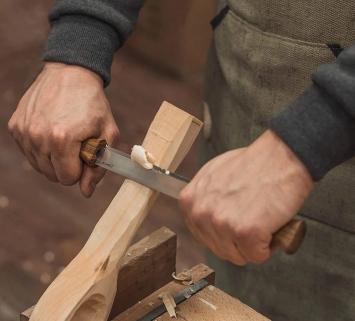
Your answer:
[131,145,156,169]
[159,292,176,318]
[172,270,193,285]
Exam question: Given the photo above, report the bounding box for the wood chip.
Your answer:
[172,270,193,285]
[160,292,176,318]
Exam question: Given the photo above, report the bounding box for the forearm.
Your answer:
[270,45,355,180]
[44,0,145,86]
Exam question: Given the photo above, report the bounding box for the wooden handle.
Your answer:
[272,218,306,254]
[80,138,107,167]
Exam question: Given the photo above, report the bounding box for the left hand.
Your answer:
[179,130,314,265]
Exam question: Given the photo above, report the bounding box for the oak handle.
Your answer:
[272,218,306,254]
[80,138,107,167]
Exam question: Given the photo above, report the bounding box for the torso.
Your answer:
[203,1,355,319]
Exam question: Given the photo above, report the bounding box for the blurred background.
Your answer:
[0,1,217,320]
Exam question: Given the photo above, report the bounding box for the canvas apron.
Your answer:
[202,1,355,320]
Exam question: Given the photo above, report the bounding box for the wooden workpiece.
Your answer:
[28,102,202,321]
[21,227,177,321]
[22,227,270,321]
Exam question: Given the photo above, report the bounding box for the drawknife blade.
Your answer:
[95,145,189,199]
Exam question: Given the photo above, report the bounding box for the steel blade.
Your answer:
[96,146,189,199]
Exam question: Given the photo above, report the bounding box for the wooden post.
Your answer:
[28,102,202,321]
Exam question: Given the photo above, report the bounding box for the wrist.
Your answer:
[43,62,104,87]
[248,130,314,193]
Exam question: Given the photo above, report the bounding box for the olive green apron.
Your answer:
[202,1,355,320]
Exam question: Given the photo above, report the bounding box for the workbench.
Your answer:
[21,227,270,321]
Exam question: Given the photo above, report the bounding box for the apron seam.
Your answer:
[227,8,329,49]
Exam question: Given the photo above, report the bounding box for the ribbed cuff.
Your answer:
[270,85,355,180]
[43,15,120,87]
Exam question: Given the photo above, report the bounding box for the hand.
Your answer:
[179,130,314,265]
[8,62,119,197]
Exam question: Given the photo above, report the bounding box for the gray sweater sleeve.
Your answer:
[270,45,355,181]
[43,0,145,86]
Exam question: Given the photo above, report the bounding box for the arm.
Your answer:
[8,1,144,197]
[180,45,355,265]
[45,0,145,86]
[271,45,355,180]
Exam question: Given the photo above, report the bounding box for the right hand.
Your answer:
[8,62,119,197]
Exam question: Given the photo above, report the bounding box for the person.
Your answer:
[8,1,355,320]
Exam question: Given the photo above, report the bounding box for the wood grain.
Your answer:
[21,227,177,321]
[113,263,215,321]
[156,285,270,321]
[28,102,202,321]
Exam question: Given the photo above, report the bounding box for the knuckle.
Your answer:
[210,213,226,230]
[51,126,69,146]
[107,127,120,141]
[189,207,204,225]
[28,124,44,142]
[234,224,259,241]
[179,188,193,207]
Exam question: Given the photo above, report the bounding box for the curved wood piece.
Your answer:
[272,218,306,254]
[29,102,202,321]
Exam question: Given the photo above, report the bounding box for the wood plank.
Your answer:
[28,102,202,321]
[21,227,177,321]
[156,285,270,321]
[113,263,215,321]
[110,227,176,317]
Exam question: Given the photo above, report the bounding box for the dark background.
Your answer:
[0,1,216,320]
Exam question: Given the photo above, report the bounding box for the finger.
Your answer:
[206,218,248,265]
[79,165,106,198]
[233,224,272,264]
[12,134,40,172]
[78,124,119,198]
[25,133,58,182]
[51,137,82,186]
[184,216,226,260]
[24,151,41,173]
[230,241,248,266]
[35,154,58,182]
[103,122,120,147]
